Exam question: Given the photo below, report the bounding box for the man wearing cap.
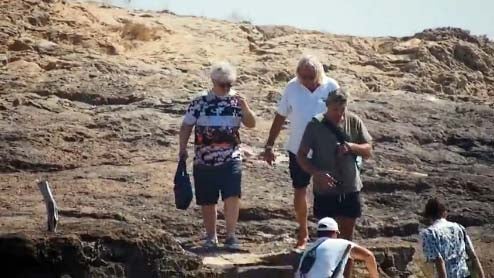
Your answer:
[296,217,378,278]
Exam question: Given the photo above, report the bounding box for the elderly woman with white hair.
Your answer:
[263,55,339,249]
[179,62,256,250]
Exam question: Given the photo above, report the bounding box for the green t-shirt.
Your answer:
[299,112,372,194]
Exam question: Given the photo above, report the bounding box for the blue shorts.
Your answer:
[193,161,242,206]
[288,152,311,188]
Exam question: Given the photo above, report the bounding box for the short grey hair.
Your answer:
[326,88,349,106]
[210,61,237,83]
[296,55,325,83]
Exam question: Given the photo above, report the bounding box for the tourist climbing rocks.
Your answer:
[178,62,256,250]
[263,55,339,249]
[421,198,485,278]
[295,217,379,278]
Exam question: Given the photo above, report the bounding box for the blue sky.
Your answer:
[107,0,494,38]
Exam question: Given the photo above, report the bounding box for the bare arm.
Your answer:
[239,98,256,128]
[262,113,286,165]
[266,113,286,146]
[297,142,336,186]
[350,245,379,278]
[434,257,447,278]
[297,143,321,176]
[179,123,194,159]
[348,142,372,159]
[466,243,485,278]
[471,254,485,278]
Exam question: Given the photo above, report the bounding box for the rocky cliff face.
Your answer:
[1,0,493,277]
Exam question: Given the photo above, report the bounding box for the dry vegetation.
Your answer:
[120,22,156,41]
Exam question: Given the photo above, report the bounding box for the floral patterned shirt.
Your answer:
[183,90,243,166]
[420,218,473,278]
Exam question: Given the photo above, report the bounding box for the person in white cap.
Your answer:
[296,217,379,278]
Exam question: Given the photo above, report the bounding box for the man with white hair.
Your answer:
[179,62,256,250]
[263,55,339,249]
[296,217,378,278]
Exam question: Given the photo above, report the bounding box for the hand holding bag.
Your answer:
[173,159,193,210]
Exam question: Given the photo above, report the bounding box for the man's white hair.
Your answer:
[296,54,325,83]
[210,61,237,83]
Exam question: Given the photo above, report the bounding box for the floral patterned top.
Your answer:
[183,90,243,166]
[421,218,473,278]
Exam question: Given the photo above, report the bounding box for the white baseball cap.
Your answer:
[317,217,339,232]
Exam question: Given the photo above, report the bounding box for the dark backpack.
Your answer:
[173,159,193,210]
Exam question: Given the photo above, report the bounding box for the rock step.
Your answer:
[202,239,418,277]
[203,251,299,278]
[231,265,293,278]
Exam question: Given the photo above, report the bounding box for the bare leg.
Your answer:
[337,217,357,278]
[202,205,217,239]
[337,217,356,240]
[224,196,240,238]
[294,187,309,248]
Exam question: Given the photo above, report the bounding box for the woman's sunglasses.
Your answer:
[217,82,233,88]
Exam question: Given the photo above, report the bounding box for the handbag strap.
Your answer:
[308,237,329,254]
[316,117,359,170]
[176,159,188,176]
[298,238,329,274]
[321,118,350,144]
[330,244,353,278]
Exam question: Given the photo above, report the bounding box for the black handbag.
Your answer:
[299,239,352,278]
[299,238,329,275]
[173,159,193,210]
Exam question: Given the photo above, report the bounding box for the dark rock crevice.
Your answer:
[0,231,218,278]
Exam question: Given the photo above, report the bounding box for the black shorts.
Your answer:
[288,152,311,188]
[313,192,362,219]
[193,161,242,206]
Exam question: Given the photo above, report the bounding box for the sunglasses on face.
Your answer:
[218,82,233,88]
[299,74,316,81]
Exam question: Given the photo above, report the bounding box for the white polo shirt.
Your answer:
[296,238,355,278]
[277,76,339,154]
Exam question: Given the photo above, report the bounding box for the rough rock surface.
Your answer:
[0,224,217,277]
[1,0,494,277]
